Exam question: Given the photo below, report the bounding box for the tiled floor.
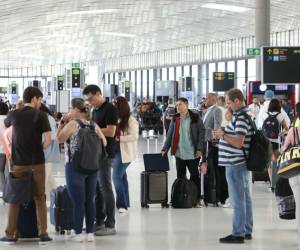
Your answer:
[0,136,298,249]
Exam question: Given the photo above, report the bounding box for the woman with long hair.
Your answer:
[57,98,106,242]
[112,96,139,214]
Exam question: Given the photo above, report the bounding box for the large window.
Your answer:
[201,64,207,98]
[142,70,148,99]
[149,69,154,100]
[136,70,141,101]
[247,58,256,81]
[217,62,225,72]
[176,66,182,81]
[208,63,216,92]
[192,65,199,105]
[131,71,136,96]
[169,67,175,81]
[237,60,246,90]
[227,61,235,72]
[183,65,190,77]
[162,67,167,81]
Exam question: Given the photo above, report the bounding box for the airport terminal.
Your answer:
[0,0,300,249]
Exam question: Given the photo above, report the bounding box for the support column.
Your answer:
[255,0,270,81]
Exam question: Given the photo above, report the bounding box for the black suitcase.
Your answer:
[252,170,270,183]
[18,200,39,239]
[50,186,74,234]
[203,167,217,206]
[140,171,169,208]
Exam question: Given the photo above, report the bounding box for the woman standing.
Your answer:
[112,96,139,214]
[57,98,106,242]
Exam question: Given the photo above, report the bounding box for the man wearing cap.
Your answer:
[256,90,290,129]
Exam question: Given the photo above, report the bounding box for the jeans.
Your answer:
[226,164,253,237]
[65,162,97,234]
[112,146,130,209]
[95,158,116,228]
[5,164,48,239]
[175,157,201,199]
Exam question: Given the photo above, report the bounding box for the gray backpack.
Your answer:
[69,120,107,175]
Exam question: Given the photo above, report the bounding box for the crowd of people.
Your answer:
[0,85,300,247]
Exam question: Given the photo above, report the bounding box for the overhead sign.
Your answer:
[0,87,8,94]
[72,63,80,68]
[262,47,300,84]
[247,48,261,56]
[72,68,80,88]
[57,75,64,90]
[213,72,235,92]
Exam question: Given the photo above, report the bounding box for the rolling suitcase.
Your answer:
[140,171,169,208]
[50,186,74,234]
[18,200,39,239]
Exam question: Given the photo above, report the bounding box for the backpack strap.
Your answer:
[76,119,95,130]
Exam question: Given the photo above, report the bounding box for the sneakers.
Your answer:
[86,233,94,242]
[95,227,116,236]
[0,236,17,245]
[222,199,231,208]
[219,234,244,244]
[245,234,252,240]
[118,208,128,214]
[39,235,53,245]
[69,233,84,243]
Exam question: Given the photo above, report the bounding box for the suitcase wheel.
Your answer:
[55,226,60,233]
[60,230,65,235]
[141,202,149,208]
[161,203,169,208]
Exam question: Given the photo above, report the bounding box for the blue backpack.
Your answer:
[262,112,280,139]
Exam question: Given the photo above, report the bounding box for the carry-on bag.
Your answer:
[275,178,295,220]
[140,171,169,208]
[18,200,39,239]
[171,178,198,208]
[50,186,74,234]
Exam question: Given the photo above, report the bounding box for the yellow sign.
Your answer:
[273,49,279,55]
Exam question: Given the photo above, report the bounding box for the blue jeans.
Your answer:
[225,164,253,237]
[112,146,130,209]
[65,162,98,234]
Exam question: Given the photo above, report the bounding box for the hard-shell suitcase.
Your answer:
[50,186,74,234]
[18,200,38,239]
[140,171,169,208]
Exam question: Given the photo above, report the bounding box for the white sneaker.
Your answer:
[86,233,94,242]
[69,234,84,243]
[222,200,231,208]
[118,208,127,214]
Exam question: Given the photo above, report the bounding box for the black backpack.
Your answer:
[262,112,280,139]
[234,112,272,172]
[69,120,107,175]
[171,178,198,208]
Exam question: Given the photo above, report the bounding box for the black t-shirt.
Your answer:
[92,101,118,158]
[6,106,51,166]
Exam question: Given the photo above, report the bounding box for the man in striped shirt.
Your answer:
[213,88,254,244]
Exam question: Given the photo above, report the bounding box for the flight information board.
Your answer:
[262,47,300,84]
[213,72,234,92]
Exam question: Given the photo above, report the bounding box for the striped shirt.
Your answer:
[218,107,254,167]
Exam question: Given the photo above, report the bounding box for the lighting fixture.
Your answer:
[41,23,79,28]
[99,32,136,38]
[201,3,251,13]
[259,84,267,92]
[70,9,118,15]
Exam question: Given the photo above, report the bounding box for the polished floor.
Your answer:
[0,136,298,250]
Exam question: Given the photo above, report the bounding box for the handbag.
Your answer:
[277,128,300,178]
[3,165,33,204]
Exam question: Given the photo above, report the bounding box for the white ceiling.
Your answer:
[0,0,300,67]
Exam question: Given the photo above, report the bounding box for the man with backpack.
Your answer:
[0,87,52,245]
[213,88,254,244]
[83,85,118,236]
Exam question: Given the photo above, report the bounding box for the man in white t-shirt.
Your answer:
[256,90,291,130]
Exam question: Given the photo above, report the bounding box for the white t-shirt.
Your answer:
[261,111,285,143]
[248,103,260,120]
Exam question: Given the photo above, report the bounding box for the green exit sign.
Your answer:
[72,63,80,68]
[247,48,261,56]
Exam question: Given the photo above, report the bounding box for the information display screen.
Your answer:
[213,72,234,92]
[263,47,300,83]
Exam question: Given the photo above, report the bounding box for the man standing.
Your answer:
[1,87,52,245]
[200,93,228,205]
[213,88,254,244]
[161,97,205,205]
[83,85,117,236]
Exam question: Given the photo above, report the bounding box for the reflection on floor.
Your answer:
[0,136,298,250]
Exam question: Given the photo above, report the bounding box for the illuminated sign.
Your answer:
[213,72,235,92]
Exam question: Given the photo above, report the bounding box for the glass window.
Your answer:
[105,73,109,84]
[202,64,207,97]
[217,62,225,72]
[136,70,141,100]
[142,70,148,98]
[162,68,167,81]
[208,63,216,92]
[176,66,182,81]
[125,72,129,80]
[169,67,175,81]
[183,65,190,77]
[149,69,154,100]
[192,65,199,105]
[247,58,256,81]
[237,60,246,90]
[227,61,235,72]
[115,72,118,85]
[131,71,136,96]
